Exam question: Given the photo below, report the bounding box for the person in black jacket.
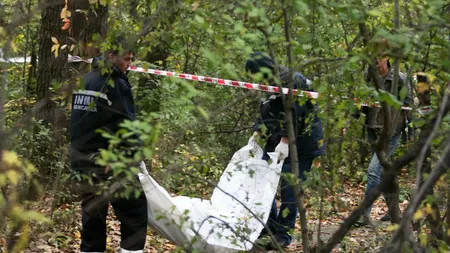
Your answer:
[70,36,147,253]
[245,52,325,249]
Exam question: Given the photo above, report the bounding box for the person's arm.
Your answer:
[293,72,312,91]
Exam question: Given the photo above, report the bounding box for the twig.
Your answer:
[383,133,450,252]
[201,126,252,134]
[415,86,450,188]
[384,85,450,251]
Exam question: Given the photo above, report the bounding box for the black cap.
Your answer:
[245,52,274,74]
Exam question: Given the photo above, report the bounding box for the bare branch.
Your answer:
[384,85,450,251]
[320,174,384,252]
[384,134,450,252]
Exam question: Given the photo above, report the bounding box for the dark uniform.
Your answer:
[246,52,325,248]
[70,58,147,252]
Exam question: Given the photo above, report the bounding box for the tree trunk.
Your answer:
[385,170,401,223]
[31,0,69,200]
[385,0,402,224]
[68,0,108,59]
[36,0,68,123]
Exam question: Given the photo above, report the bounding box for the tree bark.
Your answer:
[32,0,69,200]
[36,0,68,123]
[387,0,402,218]
[68,0,108,58]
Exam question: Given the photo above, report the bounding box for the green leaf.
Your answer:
[378,90,402,107]
[302,44,312,50]
[367,9,382,17]
[281,207,290,218]
[194,15,205,24]
[399,86,408,100]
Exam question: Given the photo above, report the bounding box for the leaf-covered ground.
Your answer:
[0,177,413,253]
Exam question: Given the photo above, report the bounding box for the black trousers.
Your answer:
[80,183,148,252]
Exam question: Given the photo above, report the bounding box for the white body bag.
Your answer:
[138,141,283,252]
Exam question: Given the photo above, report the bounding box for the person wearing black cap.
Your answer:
[245,52,325,249]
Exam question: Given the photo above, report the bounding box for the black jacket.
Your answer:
[251,68,326,160]
[70,59,136,172]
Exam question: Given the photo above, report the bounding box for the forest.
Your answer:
[1,0,450,252]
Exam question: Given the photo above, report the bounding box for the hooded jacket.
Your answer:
[70,58,137,173]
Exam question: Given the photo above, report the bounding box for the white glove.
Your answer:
[275,141,289,160]
[248,131,259,149]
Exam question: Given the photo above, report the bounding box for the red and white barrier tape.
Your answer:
[128,66,319,98]
[358,102,412,111]
[68,55,416,111]
[127,66,414,111]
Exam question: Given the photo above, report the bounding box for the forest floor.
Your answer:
[0,176,413,253]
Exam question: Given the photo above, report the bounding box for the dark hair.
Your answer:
[105,36,134,57]
[417,73,428,83]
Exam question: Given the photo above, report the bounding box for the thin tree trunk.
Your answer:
[26,48,37,95]
[283,6,310,253]
[385,0,402,224]
[0,37,12,246]
[135,0,181,114]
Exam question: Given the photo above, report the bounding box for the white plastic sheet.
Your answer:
[138,141,283,252]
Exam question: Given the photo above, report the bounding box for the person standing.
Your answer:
[245,52,326,249]
[358,57,411,225]
[70,36,148,253]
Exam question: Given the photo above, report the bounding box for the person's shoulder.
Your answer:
[83,69,112,91]
[83,69,102,80]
